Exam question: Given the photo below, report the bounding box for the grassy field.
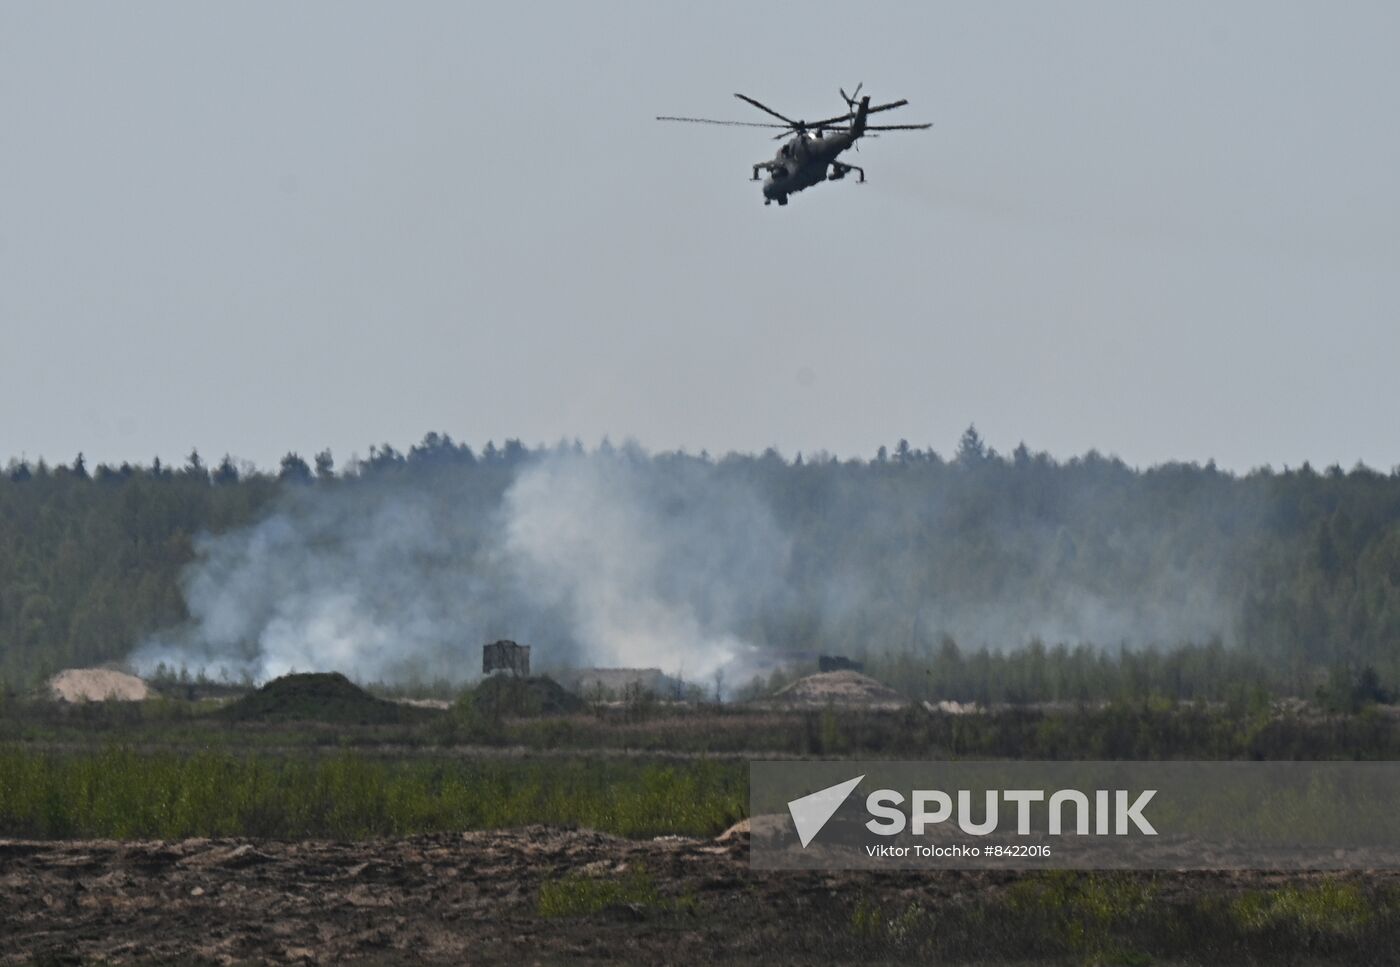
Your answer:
[6,690,1400,760]
[6,683,1400,963]
[4,682,1400,848]
[834,873,1400,964]
[0,747,744,839]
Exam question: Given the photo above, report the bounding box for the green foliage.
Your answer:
[466,675,584,719]
[537,865,693,918]
[620,680,661,722]
[460,697,1400,761]
[7,689,1399,760]
[0,458,277,686]
[838,874,1396,964]
[7,438,1400,696]
[868,637,1292,706]
[0,748,745,840]
[1316,665,1394,714]
[849,894,928,948]
[1004,872,1158,959]
[1231,882,1372,937]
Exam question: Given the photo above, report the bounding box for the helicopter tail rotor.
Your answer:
[851,94,870,135]
[839,82,864,114]
[838,87,871,149]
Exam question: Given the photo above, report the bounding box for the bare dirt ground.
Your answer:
[0,828,776,965]
[2,828,771,965]
[6,828,1397,966]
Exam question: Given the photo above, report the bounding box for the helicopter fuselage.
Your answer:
[761,130,858,205]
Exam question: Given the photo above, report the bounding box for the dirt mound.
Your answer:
[471,675,584,716]
[48,668,152,702]
[220,672,434,725]
[767,670,908,709]
[715,818,751,843]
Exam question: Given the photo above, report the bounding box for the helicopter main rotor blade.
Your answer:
[806,111,856,129]
[825,123,932,131]
[808,98,915,129]
[866,99,910,116]
[733,93,800,127]
[656,116,790,128]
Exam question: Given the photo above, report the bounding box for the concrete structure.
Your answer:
[482,640,530,677]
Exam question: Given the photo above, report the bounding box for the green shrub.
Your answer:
[0,748,744,840]
[468,675,584,718]
[537,866,693,918]
[1232,881,1372,937]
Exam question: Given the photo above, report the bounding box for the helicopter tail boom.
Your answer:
[851,95,871,137]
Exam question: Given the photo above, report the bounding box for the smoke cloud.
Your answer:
[130,449,791,684]
[130,445,1254,686]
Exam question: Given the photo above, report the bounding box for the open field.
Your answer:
[7,829,1400,965]
[7,691,1400,760]
[0,749,743,840]
[8,679,1400,963]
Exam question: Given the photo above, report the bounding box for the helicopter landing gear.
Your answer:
[830,162,865,183]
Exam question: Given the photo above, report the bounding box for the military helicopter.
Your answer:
[657,84,931,206]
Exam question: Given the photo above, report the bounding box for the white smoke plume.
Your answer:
[131,443,1253,687]
[130,449,790,684]
[501,453,787,677]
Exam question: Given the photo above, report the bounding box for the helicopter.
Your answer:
[657,84,931,206]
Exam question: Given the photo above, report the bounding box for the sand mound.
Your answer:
[48,668,152,702]
[716,818,750,843]
[768,670,908,708]
[221,672,434,725]
[395,697,452,710]
[923,699,980,715]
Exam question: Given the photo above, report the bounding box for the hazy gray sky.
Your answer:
[3,1,1397,472]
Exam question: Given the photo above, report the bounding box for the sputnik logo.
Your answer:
[786,773,1158,847]
[787,775,865,847]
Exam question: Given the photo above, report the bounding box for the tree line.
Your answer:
[3,429,1399,696]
